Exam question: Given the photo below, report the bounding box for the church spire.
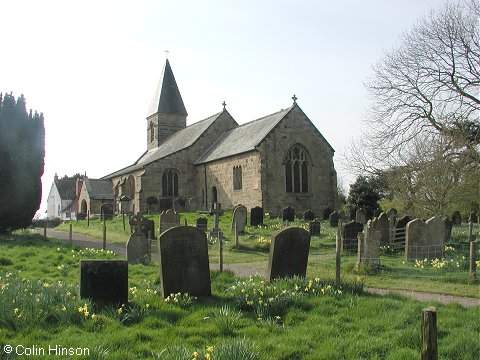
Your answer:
[147,59,188,118]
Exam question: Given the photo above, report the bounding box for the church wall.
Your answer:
[257,106,337,217]
[196,151,262,211]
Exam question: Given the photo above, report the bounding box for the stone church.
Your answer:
[103,59,337,217]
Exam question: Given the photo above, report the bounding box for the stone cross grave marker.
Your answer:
[355,208,367,224]
[268,227,311,281]
[80,260,128,306]
[329,211,339,227]
[282,207,295,222]
[250,206,264,226]
[426,216,445,259]
[405,218,428,261]
[451,211,461,225]
[231,204,247,234]
[309,220,320,236]
[209,202,224,239]
[159,209,180,235]
[196,217,208,232]
[126,214,151,264]
[303,209,315,221]
[157,226,211,297]
[342,221,364,252]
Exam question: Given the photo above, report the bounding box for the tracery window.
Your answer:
[285,145,309,193]
[233,166,242,190]
[162,169,179,196]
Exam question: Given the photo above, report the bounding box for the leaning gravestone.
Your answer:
[309,221,320,236]
[355,208,367,224]
[405,218,428,261]
[303,209,315,221]
[126,214,151,264]
[231,204,248,234]
[157,226,211,297]
[282,207,295,222]
[451,211,461,225]
[196,217,208,232]
[268,227,311,281]
[329,211,339,227]
[80,260,128,306]
[250,206,264,226]
[342,221,364,252]
[159,209,180,234]
[426,216,445,259]
[376,212,390,245]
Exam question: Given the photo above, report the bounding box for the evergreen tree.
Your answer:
[0,93,45,232]
[346,176,382,219]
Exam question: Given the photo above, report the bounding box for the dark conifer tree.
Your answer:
[0,93,45,232]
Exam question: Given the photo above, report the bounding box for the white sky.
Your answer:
[1,0,444,216]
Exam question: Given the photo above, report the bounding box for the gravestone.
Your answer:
[282,207,295,222]
[157,226,211,297]
[268,227,311,281]
[396,216,412,229]
[451,211,461,225]
[386,208,398,219]
[309,221,321,236]
[377,212,390,245]
[444,217,453,242]
[425,216,445,259]
[342,221,364,252]
[468,211,478,224]
[329,211,339,227]
[173,197,186,212]
[80,260,128,306]
[405,218,428,261]
[129,215,154,239]
[196,217,208,232]
[231,204,248,234]
[303,209,315,221]
[355,208,367,224]
[188,197,197,212]
[126,214,151,264]
[349,207,358,221]
[250,206,264,226]
[159,209,180,234]
[356,220,381,269]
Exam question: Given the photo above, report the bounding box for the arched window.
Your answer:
[162,169,179,196]
[127,176,135,198]
[233,166,242,190]
[149,122,155,142]
[285,145,309,193]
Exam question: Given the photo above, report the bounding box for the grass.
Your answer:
[0,231,478,359]
[55,213,479,297]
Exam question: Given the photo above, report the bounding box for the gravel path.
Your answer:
[40,228,480,308]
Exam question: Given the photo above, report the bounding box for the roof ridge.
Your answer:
[236,105,294,127]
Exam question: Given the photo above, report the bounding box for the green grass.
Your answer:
[0,232,478,359]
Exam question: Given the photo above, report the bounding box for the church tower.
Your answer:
[146,59,187,150]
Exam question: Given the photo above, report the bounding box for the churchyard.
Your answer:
[0,208,478,359]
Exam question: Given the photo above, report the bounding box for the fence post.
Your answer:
[234,222,239,247]
[421,307,438,360]
[102,222,107,250]
[335,221,341,287]
[69,223,73,245]
[469,221,476,279]
[43,220,47,239]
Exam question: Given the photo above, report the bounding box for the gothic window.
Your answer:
[127,176,135,198]
[162,169,179,196]
[233,166,242,190]
[285,145,309,193]
[149,122,155,142]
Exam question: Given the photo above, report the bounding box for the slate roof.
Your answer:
[84,178,114,200]
[194,105,294,164]
[147,59,187,118]
[55,179,77,200]
[103,111,226,178]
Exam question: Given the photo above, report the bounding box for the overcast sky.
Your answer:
[1,0,445,216]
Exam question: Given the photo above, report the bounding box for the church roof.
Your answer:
[147,59,187,118]
[103,111,225,178]
[55,179,77,200]
[84,178,114,200]
[194,105,294,164]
